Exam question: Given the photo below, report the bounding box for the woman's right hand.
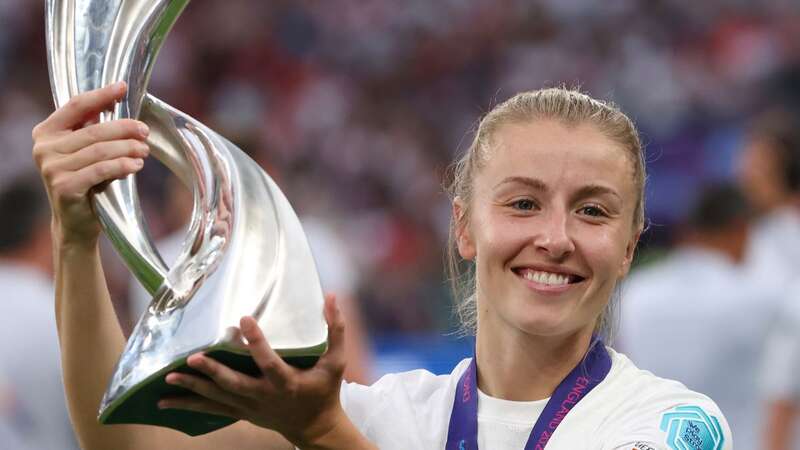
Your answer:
[31,81,150,247]
[159,294,377,449]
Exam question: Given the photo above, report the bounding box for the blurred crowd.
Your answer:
[2,0,800,449]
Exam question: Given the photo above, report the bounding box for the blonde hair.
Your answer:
[445,87,646,340]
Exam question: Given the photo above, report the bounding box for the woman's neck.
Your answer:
[474,323,594,402]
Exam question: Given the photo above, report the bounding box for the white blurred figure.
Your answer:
[129,176,373,383]
[0,373,38,450]
[0,176,78,450]
[739,111,800,450]
[620,183,779,450]
[738,111,800,287]
[739,112,800,450]
[760,289,800,450]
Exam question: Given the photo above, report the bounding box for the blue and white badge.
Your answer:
[660,405,725,450]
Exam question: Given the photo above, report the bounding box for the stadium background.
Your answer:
[1,0,800,446]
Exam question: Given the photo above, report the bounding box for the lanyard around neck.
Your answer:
[445,340,612,450]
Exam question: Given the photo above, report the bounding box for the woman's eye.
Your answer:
[579,205,607,217]
[512,199,536,211]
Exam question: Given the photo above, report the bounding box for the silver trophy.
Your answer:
[45,0,328,436]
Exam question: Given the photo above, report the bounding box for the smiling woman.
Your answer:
[398,88,731,449]
[447,89,646,341]
[459,120,637,338]
[34,85,731,450]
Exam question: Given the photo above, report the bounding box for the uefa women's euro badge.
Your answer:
[45,0,327,436]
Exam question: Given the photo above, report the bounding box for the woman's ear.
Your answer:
[617,227,642,278]
[453,197,476,261]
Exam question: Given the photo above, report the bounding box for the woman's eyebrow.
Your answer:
[493,177,623,204]
[494,176,548,192]
[573,184,622,202]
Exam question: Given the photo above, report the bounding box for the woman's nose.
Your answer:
[533,210,575,259]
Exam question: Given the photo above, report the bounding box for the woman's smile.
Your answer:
[512,265,587,296]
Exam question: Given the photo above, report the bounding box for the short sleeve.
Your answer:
[339,377,392,435]
[602,398,732,450]
[337,364,467,449]
[337,373,431,448]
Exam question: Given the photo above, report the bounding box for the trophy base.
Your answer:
[99,345,323,436]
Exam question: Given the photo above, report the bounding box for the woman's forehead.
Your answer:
[479,120,636,194]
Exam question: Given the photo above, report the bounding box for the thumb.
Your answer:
[319,294,346,373]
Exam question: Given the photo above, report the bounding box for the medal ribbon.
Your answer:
[445,340,612,450]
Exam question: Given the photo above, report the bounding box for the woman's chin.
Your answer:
[508,314,575,338]
[502,304,596,340]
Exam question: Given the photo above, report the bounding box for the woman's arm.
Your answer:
[34,82,293,450]
[54,239,294,450]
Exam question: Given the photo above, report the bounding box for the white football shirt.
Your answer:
[340,347,731,449]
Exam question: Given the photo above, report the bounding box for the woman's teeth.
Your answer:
[522,270,570,286]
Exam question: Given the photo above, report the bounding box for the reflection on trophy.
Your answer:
[45,0,328,436]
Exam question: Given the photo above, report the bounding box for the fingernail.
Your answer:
[157,400,169,409]
[114,81,125,92]
[138,123,149,137]
[134,159,144,168]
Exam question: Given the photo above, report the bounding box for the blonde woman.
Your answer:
[33,83,730,449]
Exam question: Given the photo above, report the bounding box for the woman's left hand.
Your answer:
[159,294,358,447]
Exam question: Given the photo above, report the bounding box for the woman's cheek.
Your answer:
[580,226,625,272]
[485,216,529,250]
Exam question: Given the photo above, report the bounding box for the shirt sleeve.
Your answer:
[339,378,386,436]
[338,374,430,448]
[601,394,732,450]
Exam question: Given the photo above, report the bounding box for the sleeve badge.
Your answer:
[660,405,725,450]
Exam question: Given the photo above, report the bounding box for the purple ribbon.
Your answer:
[445,340,611,450]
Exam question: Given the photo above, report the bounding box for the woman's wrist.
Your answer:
[51,219,100,254]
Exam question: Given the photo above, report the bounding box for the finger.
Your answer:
[165,371,252,410]
[52,119,149,156]
[158,393,239,418]
[240,316,294,385]
[66,157,144,194]
[82,114,101,128]
[50,139,149,173]
[318,294,346,372]
[34,82,127,136]
[184,354,260,398]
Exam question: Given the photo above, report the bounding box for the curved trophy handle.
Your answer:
[46,0,327,435]
[46,0,189,293]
